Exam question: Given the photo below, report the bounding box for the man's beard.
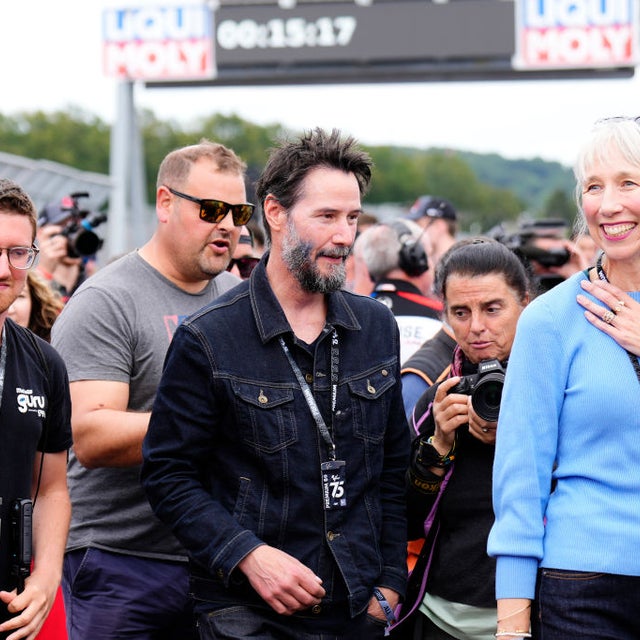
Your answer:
[282,220,350,293]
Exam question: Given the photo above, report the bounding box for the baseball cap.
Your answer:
[406,195,457,222]
[38,195,76,227]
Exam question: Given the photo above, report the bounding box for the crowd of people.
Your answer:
[0,117,638,640]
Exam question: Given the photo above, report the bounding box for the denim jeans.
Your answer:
[63,548,198,640]
[196,605,387,640]
[534,568,640,639]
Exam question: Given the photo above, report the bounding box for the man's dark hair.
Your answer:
[255,128,373,243]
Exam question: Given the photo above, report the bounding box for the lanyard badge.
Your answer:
[321,459,347,510]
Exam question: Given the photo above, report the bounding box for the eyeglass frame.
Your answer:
[165,186,255,227]
[227,256,260,279]
[0,245,40,270]
[594,116,640,126]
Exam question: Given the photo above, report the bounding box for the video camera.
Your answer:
[59,192,107,258]
[489,219,571,268]
[39,192,107,258]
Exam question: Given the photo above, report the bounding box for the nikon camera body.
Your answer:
[448,358,506,422]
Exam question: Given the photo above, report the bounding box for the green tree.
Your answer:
[0,108,110,173]
[365,146,428,204]
[541,187,578,226]
[0,105,561,231]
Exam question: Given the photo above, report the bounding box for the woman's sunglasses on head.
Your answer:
[165,186,255,226]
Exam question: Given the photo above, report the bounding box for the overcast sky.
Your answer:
[3,0,639,168]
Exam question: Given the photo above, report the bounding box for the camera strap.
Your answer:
[595,256,640,386]
[0,325,7,411]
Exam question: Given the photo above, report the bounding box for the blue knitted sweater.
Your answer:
[488,270,640,599]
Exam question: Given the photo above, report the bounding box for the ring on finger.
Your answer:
[613,300,625,314]
[602,309,616,325]
[482,427,489,433]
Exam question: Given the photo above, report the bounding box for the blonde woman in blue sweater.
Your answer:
[488,116,640,640]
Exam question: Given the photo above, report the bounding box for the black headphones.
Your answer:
[389,221,429,277]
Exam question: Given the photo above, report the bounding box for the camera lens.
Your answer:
[471,372,504,422]
[72,230,102,257]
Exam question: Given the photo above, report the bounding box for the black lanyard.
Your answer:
[595,256,640,385]
[0,325,7,411]
[279,329,339,461]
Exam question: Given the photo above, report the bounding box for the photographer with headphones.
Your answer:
[358,219,442,363]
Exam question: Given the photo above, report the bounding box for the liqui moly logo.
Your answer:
[103,5,216,80]
[513,0,639,69]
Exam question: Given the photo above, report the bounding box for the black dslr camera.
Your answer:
[448,358,506,422]
[59,192,107,258]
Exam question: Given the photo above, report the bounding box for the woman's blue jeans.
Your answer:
[534,568,640,639]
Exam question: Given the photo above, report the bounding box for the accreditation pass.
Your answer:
[321,460,347,510]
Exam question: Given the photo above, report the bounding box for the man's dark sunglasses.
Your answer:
[166,186,255,226]
[227,256,260,279]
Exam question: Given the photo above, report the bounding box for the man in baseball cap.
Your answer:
[406,195,458,267]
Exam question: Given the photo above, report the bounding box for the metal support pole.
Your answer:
[107,80,148,260]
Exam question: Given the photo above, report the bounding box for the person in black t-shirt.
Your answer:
[0,179,72,639]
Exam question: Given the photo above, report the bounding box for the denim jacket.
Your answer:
[142,258,409,619]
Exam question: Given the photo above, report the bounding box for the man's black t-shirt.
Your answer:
[0,319,72,593]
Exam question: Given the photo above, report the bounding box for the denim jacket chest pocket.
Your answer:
[231,381,298,453]
[347,367,396,443]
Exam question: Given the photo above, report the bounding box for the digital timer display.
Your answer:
[217,16,358,50]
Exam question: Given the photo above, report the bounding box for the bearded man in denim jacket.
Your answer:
[142,128,409,640]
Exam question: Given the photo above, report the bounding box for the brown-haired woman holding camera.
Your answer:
[394,239,530,640]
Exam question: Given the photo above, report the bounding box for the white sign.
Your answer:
[103,6,216,80]
[513,0,639,70]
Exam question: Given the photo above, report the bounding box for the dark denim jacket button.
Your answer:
[305,373,313,384]
[311,604,322,614]
[216,569,224,579]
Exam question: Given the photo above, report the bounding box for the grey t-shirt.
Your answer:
[52,251,241,560]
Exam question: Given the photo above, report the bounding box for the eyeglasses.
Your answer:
[0,246,39,270]
[166,186,255,226]
[594,116,640,126]
[227,256,260,279]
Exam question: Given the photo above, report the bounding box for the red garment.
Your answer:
[36,587,67,640]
